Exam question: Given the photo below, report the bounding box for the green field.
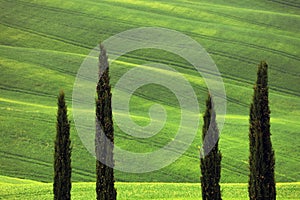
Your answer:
[0,0,299,198]
[1,176,300,200]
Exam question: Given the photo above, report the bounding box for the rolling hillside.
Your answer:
[0,0,299,184]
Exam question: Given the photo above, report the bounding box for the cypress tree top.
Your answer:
[248,61,276,200]
[54,90,72,200]
[200,94,222,200]
[95,45,117,200]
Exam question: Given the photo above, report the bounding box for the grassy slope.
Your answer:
[0,0,299,184]
[1,176,300,200]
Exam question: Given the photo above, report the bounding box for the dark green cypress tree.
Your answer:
[248,61,276,200]
[200,94,222,200]
[54,90,72,200]
[95,45,117,200]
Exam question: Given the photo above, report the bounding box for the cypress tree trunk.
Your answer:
[95,45,117,200]
[248,61,276,200]
[200,94,222,200]
[54,90,72,200]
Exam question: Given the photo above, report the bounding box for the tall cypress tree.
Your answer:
[200,94,222,200]
[95,45,117,200]
[248,61,276,200]
[54,90,72,200]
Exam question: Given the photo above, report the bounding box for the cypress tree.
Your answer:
[95,45,117,200]
[200,94,222,200]
[248,61,276,200]
[54,90,72,200]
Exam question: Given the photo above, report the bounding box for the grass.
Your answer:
[0,0,299,187]
[1,176,300,200]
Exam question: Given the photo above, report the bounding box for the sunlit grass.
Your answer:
[1,176,299,200]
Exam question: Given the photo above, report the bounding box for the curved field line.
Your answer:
[171,0,300,17]
[185,31,300,62]
[1,141,202,183]
[0,85,74,102]
[226,114,299,125]
[1,49,298,110]
[210,50,300,77]
[125,52,300,97]
[0,85,56,98]
[0,44,87,58]
[1,50,296,115]
[0,151,95,180]
[0,97,55,110]
[115,53,300,98]
[133,82,249,108]
[99,0,299,39]
[159,169,192,182]
[267,0,300,8]
[0,54,78,77]
[4,47,297,107]
[0,175,42,184]
[102,0,284,32]
[115,132,200,160]
[2,115,53,125]
[0,84,58,98]
[115,52,300,100]
[1,3,299,108]
[0,52,93,84]
[0,21,92,50]
[0,47,252,108]
[2,14,299,76]
[5,0,300,62]
[204,9,281,30]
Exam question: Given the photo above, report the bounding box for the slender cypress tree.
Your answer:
[54,90,72,200]
[248,61,276,200]
[200,94,222,200]
[95,45,117,200]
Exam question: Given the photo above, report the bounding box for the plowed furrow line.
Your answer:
[0,151,94,179]
[4,0,299,62]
